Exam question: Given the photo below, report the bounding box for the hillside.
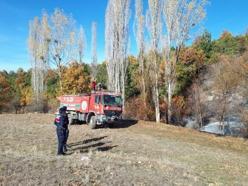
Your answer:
[0,114,248,185]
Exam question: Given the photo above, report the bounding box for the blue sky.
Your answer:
[0,0,247,71]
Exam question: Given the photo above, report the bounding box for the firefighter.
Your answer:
[91,80,96,91]
[54,106,69,155]
[63,106,69,152]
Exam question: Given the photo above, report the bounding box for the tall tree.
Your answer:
[105,0,131,112]
[134,0,146,105]
[146,0,163,122]
[39,11,51,68]
[78,25,86,63]
[91,22,98,79]
[162,0,207,123]
[28,17,40,104]
[28,12,50,107]
[50,8,76,92]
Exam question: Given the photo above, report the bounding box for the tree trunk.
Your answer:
[58,65,63,93]
[167,47,181,124]
[193,80,203,128]
[154,52,160,123]
[166,54,172,124]
[154,85,160,123]
[140,54,147,107]
[121,61,126,115]
[167,78,172,123]
[79,51,82,63]
[141,72,146,107]
[220,92,227,134]
[122,79,125,117]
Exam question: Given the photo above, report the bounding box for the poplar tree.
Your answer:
[162,0,207,123]
[91,22,98,79]
[28,12,50,108]
[105,0,131,111]
[50,8,76,92]
[78,25,86,63]
[146,0,163,122]
[134,0,146,104]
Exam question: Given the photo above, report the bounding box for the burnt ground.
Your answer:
[0,114,248,185]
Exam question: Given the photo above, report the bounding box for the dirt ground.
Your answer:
[0,114,248,186]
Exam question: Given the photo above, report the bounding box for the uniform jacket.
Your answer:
[54,114,69,129]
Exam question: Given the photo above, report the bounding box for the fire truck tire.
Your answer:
[89,116,97,129]
[69,117,73,125]
[108,123,115,128]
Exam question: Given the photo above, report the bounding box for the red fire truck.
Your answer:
[57,91,123,129]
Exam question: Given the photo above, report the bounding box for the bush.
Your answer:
[125,96,155,121]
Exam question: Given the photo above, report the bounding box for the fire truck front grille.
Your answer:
[104,110,121,117]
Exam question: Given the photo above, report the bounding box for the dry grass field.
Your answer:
[0,114,248,185]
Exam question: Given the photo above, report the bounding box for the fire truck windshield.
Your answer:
[103,95,122,106]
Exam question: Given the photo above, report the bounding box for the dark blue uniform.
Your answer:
[55,107,69,155]
[64,116,69,152]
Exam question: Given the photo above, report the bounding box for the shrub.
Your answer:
[125,96,155,121]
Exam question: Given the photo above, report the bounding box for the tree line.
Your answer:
[25,0,208,123]
[1,30,248,123]
[0,0,248,127]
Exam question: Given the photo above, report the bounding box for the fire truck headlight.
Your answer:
[101,115,107,121]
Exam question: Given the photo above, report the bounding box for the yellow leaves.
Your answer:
[173,96,186,110]
[128,56,137,64]
[20,87,32,107]
[62,61,91,94]
[159,60,166,71]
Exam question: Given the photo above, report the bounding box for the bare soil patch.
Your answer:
[0,114,247,185]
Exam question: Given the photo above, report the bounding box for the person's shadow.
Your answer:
[66,136,117,154]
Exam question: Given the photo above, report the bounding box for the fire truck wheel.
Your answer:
[89,116,97,129]
[108,123,115,128]
[69,117,73,125]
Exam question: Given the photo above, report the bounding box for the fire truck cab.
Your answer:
[58,91,122,129]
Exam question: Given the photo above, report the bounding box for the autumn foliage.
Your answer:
[0,30,247,130]
[0,73,11,111]
[61,62,91,95]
